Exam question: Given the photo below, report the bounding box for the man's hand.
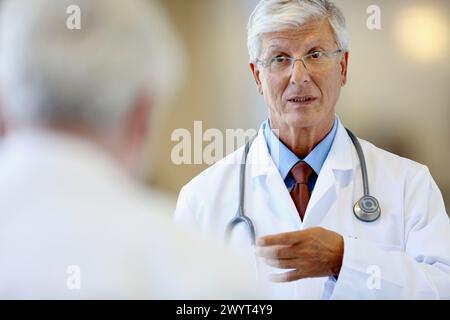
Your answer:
[255,227,344,282]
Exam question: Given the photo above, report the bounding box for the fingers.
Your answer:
[255,245,294,259]
[268,269,304,283]
[263,258,302,269]
[256,230,306,246]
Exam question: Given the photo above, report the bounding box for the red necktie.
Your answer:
[290,161,314,221]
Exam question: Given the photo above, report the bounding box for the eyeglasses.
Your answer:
[257,49,343,74]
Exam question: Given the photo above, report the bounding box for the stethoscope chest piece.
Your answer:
[353,195,381,222]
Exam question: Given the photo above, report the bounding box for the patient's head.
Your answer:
[0,0,182,174]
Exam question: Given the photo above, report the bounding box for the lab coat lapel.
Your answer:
[246,130,302,299]
[302,120,354,228]
[246,120,355,233]
[247,129,302,234]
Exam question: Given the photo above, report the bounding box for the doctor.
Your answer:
[174,0,450,299]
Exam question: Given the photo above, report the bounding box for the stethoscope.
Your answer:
[224,129,381,245]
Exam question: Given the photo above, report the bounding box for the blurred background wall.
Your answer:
[148,0,449,213]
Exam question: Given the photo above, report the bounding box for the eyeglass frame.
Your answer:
[256,48,344,73]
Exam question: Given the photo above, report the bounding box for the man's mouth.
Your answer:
[287,96,317,104]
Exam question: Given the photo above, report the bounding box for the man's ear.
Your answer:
[0,98,6,137]
[126,93,152,149]
[250,62,263,95]
[117,93,153,176]
[340,51,349,86]
[0,116,4,137]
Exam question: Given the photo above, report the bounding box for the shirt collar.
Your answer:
[263,117,338,180]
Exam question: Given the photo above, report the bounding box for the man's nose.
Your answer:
[289,58,311,84]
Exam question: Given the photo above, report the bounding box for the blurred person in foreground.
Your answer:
[0,0,258,299]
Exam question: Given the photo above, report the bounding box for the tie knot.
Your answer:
[290,161,314,184]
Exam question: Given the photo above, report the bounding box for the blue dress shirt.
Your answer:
[263,117,338,193]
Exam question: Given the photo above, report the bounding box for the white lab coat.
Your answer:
[0,129,258,299]
[175,118,450,299]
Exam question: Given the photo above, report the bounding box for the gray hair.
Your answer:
[247,0,349,62]
[0,0,183,132]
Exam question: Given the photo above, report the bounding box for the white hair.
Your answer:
[0,0,183,132]
[247,0,349,62]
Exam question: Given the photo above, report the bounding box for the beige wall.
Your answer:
[150,0,449,212]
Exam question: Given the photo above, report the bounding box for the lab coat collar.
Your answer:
[303,118,355,226]
[247,117,355,228]
[246,125,277,178]
[326,116,354,172]
[248,116,354,179]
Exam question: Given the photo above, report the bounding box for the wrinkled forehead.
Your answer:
[260,18,337,55]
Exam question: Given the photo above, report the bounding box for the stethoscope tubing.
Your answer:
[225,129,381,245]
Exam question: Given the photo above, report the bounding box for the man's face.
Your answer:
[250,18,348,132]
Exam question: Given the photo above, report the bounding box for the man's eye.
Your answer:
[310,51,324,59]
[272,55,288,63]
